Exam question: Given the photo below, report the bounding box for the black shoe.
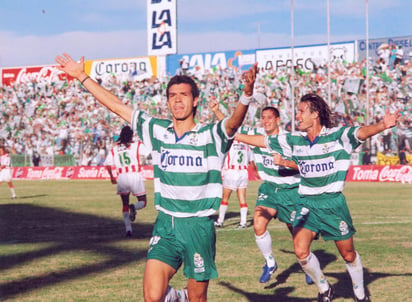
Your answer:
[318,284,335,302]
[354,294,370,302]
[125,231,132,237]
[129,204,136,222]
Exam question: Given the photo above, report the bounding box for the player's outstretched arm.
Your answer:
[225,63,258,137]
[357,109,401,140]
[55,53,133,123]
[235,133,265,148]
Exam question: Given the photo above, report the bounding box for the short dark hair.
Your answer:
[262,106,280,118]
[166,75,200,117]
[300,93,333,128]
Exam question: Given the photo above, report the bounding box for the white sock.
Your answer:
[135,200,146,210]
[240,206,248,225]
[217,204,228,223]
[10,188,16,197]
[123,212,132,232]
[346,251,365,299]
[255,231,276,267]
[298,252,329,293]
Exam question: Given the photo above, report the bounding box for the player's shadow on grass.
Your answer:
[218,249,412,301]
[0,203,153,300]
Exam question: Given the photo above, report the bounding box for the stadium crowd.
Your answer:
[1,53,411,166]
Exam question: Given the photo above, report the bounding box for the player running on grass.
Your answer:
[236,107,313,285]
[237,93,400,301]
[0,145,16,200]
[55,53,257,302]
[104,125,148,237]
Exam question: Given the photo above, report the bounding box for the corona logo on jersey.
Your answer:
[262,155,275,168]
[299,157,335,177]
[160,148,204,172]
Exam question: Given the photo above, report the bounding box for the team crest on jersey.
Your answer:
[257,193,268,201]
[193,253,205,273]
[189,133,199,145]
[339,220,349,236]
[322,144,330,153]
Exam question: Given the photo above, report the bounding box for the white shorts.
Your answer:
[116,172,146,196]
[0,168,12,182]
[222,169,248,191]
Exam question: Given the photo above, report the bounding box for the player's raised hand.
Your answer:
[382,108,401,129]
[242,62,258,97]
[55,53,85,79]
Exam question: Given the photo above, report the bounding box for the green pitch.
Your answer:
[0,180,411,301]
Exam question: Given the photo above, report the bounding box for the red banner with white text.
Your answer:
[1,65,73,86]
[11,165,412,183]
[12,166,154,180]
[346,165,412,183]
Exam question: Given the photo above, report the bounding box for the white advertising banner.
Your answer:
[256,42,355,72]
[147,0,177,56]
[85,57,156,83]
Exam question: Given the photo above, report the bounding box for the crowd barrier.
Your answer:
[10,165,412,183]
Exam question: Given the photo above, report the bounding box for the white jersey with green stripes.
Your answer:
[131,110,233,218]
[240,127,299,188]
[265,126,363,195]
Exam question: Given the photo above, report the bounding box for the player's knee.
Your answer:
[342,250,357,263]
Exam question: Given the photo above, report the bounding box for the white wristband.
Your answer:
[239,93,253,106]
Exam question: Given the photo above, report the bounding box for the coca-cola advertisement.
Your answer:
[1,65,73,86]
[347,165,412,183]
[11,166,154,180]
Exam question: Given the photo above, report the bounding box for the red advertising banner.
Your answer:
[12,166,154,180]
[11,165,412,183]
[1,65,73,86]
[346,165,412,183]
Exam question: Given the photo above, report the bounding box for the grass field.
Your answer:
[0,180,411,302]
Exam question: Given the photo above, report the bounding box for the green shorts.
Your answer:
[292,192,356,241]
[147,211,218,281]
[256,182,299,225]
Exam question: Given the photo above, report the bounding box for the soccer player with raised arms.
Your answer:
[55,53,257,302]
[236,93,399,302]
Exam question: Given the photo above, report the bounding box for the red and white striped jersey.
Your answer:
[224,140,254,170]
[104,141,146,174]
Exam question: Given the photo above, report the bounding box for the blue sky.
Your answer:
[0,0,411,68]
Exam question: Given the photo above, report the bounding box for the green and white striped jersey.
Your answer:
[240,127,299,189]
[265,126,363,195]
[131,110,233,217]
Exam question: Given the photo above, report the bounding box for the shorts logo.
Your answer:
[339,220,349,236]
[149,235,161,246]
[193,253,205,273]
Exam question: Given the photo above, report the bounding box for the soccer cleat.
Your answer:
[11,195,16,200]
[165,286,188,302]
[236,223,247,229]
[259,262,278,283]
[354,294,370,302]
[305,273,314,285]
[317,283,335,302]
[214,221,223,228]
[129,204,136,222]
[125,231,132,237]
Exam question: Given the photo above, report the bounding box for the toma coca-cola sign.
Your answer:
[347,165,412,183]
[1,65,72,86]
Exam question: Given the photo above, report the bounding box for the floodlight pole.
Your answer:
[291,0,295,132]
[327,0,331,107]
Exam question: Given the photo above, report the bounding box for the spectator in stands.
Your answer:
[362,148,372,165]
[399,148,408,165]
